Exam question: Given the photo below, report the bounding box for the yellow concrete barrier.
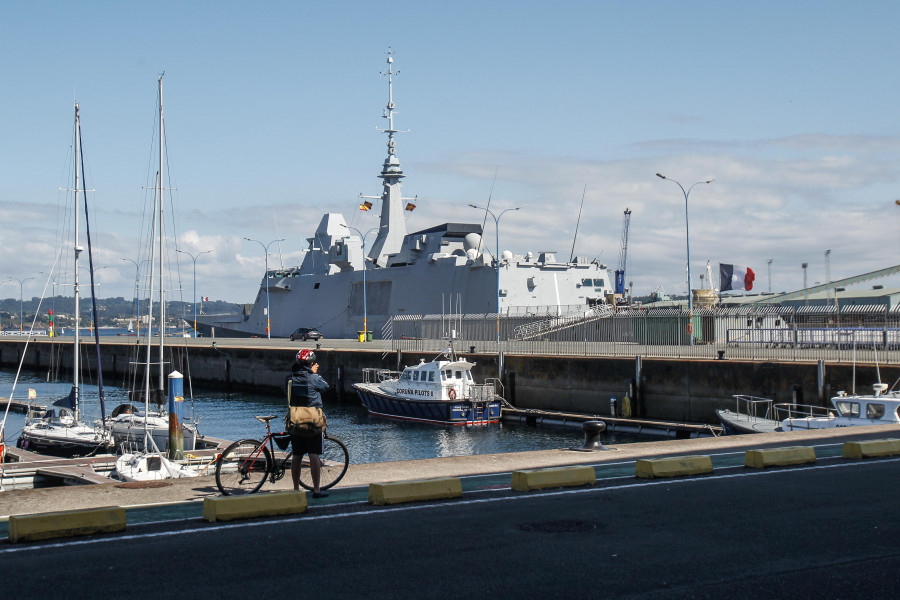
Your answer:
[843,438,900,459]
[203,491,307,522]
[369,477,463,506]
[8,506,126,543]
[511,465,596,491]
[744,446,816,468]
[635,455,713,479]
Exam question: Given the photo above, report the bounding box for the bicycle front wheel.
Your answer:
[216,439,272,496]
[299,435,349,491]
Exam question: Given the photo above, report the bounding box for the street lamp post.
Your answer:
[244,237,284,340]
[342,225,379,342]
[655,173,714,346]
[176,249,212,338]
[120,258,143,335]
[468,204,521,345]
[6,276,34,332]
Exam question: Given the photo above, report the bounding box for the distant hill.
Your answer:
[0,296,245,329]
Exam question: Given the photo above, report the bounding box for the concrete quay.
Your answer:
[2,336,899,426]
[2,424,896,519]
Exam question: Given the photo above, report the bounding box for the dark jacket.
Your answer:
[286,362,328,408]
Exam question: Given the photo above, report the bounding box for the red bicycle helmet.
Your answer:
[296,349,316,364]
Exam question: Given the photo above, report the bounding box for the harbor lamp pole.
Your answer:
[655,173,714,346]
[176,248,212,338]
[6,276,34,332]
[468,204,521,345]
[244,237,284,340]
[342,225,380,342]
[120,258,143,335]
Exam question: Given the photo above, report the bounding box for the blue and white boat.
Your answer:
[353,346,504,425]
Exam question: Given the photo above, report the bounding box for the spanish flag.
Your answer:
[28,388,36,399]
[359,201,373,211]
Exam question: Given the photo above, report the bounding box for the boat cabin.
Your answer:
[832,385,900,422]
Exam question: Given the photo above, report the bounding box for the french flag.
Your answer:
[719,263,755,291]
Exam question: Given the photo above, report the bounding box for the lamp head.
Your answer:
[655,173,666,179]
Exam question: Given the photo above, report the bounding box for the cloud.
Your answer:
[3,132,899,304]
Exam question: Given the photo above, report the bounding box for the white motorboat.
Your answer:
[782,383,900,431]
[717,383,900,434]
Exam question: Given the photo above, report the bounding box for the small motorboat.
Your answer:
[782,383,900,431]
[717,383,900,434]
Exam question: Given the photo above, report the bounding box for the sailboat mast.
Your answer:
[157,75,165,393]
[73,103,82,420]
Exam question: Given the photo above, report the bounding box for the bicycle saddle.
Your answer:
[255,415,278,423]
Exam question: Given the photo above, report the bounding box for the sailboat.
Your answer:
[106,76,198,459]
[17,103,114,457]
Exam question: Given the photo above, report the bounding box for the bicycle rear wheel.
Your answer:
[216,439,272,496]
[299,435,349,491]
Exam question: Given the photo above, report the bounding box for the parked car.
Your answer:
[290,327,323,341]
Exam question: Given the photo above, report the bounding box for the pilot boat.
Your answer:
[353,344,504,425]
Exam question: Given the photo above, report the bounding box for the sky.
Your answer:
[2,1,900,307]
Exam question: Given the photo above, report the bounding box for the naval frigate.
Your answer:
[196,51,614,340]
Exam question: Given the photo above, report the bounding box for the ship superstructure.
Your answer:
[197,51,614,339]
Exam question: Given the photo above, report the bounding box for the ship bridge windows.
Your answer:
[441,371,447,381]
[582,278,606,288]
[400,370,411,381]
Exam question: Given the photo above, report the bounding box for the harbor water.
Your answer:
[0,369,644,464]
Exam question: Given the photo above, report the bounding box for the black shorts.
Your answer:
[291,431,324,456]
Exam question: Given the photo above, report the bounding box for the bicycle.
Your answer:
[215,415,349,496]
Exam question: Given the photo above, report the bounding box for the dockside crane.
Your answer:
[614,208,632,304]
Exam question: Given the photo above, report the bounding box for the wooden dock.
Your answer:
[0,396,44,414]
[1,435,230,488]
[501,408,723,438]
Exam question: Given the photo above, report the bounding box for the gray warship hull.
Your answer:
[197,51,613,340]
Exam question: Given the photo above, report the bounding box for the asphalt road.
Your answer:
[3,456,899,599]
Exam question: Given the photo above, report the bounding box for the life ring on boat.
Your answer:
[448,388,457,400]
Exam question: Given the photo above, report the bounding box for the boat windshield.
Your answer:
[835,401,860,418]
[866,403,885,419]
[400,370,411,381]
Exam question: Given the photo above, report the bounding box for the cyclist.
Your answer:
[286,349,330,498]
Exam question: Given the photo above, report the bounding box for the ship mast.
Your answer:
[366,48,415,267]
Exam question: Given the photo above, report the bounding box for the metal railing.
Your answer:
[389,304,900,364]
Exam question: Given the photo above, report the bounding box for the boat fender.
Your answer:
[448,388,457,400]
[622,395,632,419]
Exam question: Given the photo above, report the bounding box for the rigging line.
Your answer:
[569,184,587,263]
[0,248,63,435]
[78,122,107,421]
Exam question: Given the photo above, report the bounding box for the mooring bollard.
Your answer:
[581,420,607,450]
